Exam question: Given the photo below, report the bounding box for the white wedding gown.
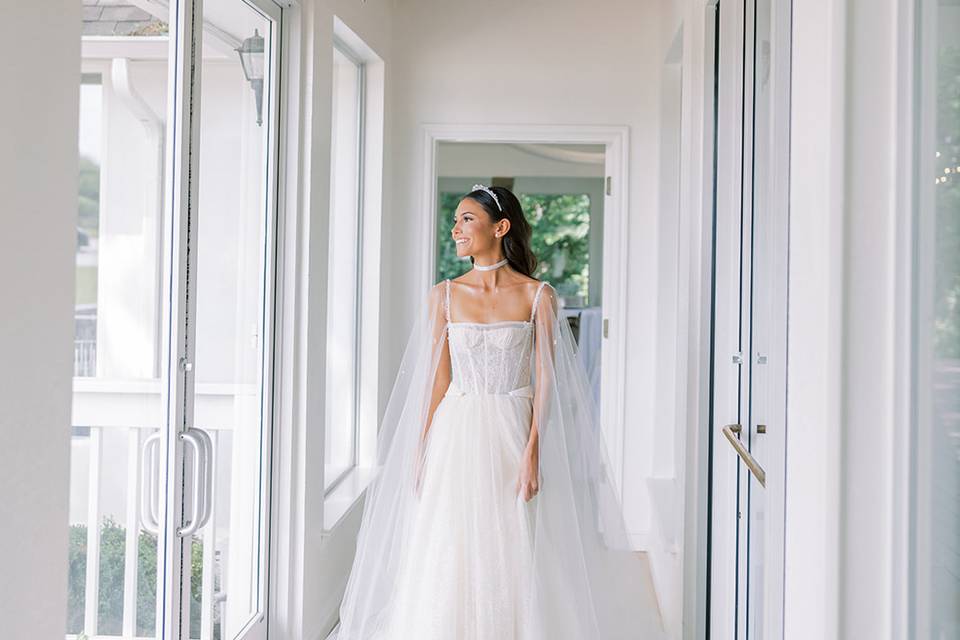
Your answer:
[335,279,664,640]
[378,280,545,639]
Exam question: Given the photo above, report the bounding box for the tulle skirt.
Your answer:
[376,387,538,640]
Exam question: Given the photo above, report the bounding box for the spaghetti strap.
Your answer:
[530,281,547,323]
[444,279,451,323]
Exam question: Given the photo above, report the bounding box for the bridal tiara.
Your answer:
[471,184,502,212]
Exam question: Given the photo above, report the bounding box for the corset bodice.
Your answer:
[446,321,535,395]
[442,278,548,398]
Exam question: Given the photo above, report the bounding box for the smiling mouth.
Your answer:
[455,239,469,247]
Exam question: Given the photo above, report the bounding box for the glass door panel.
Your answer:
[914,0,960,636]
[69,5,174,637]
[188,0,279,637]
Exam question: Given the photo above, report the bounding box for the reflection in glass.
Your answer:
[916,2,960,637]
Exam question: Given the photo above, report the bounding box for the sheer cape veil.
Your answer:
[336,280,664,639]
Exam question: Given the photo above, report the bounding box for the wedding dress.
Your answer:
[335,279,663,640]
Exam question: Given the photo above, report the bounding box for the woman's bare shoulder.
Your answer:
[428,279,449,303]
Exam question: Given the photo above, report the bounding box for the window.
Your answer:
[325,39,365,493]
[912,0,960,636]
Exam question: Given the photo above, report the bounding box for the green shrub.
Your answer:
[67,517,219,638]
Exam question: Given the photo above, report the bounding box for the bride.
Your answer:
[335,185,663,639]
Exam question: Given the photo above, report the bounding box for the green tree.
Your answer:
[78,154,100,236]
[66,517,218,638]
[935,43,960,358]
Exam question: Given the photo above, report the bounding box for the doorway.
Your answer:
[421,125,630,501]
[67,1,284,638]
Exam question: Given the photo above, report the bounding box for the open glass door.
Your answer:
[707,0,789,637]
[184,0,281,638]
[69,10,176,636]
[68,1,282,638]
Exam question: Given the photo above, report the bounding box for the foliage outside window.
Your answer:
[67,517,218,639]
[934,42,960,359]
[914,24,960,640]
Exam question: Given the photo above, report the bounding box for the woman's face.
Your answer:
[451,197,508,258]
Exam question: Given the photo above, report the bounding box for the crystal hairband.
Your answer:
[472,183,502,212]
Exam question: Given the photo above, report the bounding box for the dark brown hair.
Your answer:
[462,186,539,278]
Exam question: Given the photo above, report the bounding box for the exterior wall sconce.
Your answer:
[236,29,264,126]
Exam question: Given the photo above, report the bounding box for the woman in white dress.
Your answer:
[336,185,663,640]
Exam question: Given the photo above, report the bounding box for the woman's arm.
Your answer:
[519,284,557,501]
[421,283,452,443]
[415,284,451,494]
[531,285,558,445]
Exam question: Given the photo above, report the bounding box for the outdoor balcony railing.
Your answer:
[66,378,258,640]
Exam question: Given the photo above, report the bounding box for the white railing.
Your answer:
[68,379,255,640]
[74,339,97,377]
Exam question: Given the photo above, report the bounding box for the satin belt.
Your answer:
[444,381,534,398]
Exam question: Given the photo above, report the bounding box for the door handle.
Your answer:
[176,428,214,537]
[140,431,161,534]
[722,424,766,487]
[177,431,204,536]
[193,427,214,530]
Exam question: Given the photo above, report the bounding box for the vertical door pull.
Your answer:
[177,431,204,536]
[193,428,214,530]
[140,431,161,534]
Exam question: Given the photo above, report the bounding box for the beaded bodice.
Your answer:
[444,280,547,396]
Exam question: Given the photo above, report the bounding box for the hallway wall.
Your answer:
[0,2,80,637]
[284,2,395,639]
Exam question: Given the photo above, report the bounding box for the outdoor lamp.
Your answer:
[236,29,264,125]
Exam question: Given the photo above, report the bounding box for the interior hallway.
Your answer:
[1,0,956,639]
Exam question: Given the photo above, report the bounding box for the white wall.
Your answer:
[0,2,80,638]
[781,0,845,636]
[783,0,905,637]
[277,2,394,639]
[388,0,666,547]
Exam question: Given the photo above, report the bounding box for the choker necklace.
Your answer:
[473,258,509,272]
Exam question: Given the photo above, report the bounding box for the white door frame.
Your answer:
[418,123,631,499]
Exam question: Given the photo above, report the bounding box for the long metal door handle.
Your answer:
[177,431,203,536]
[193,428,214,530]
[140,432,161,534]
[722,424,766,487]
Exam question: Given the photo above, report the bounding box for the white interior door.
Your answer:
[707,0,789,637]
